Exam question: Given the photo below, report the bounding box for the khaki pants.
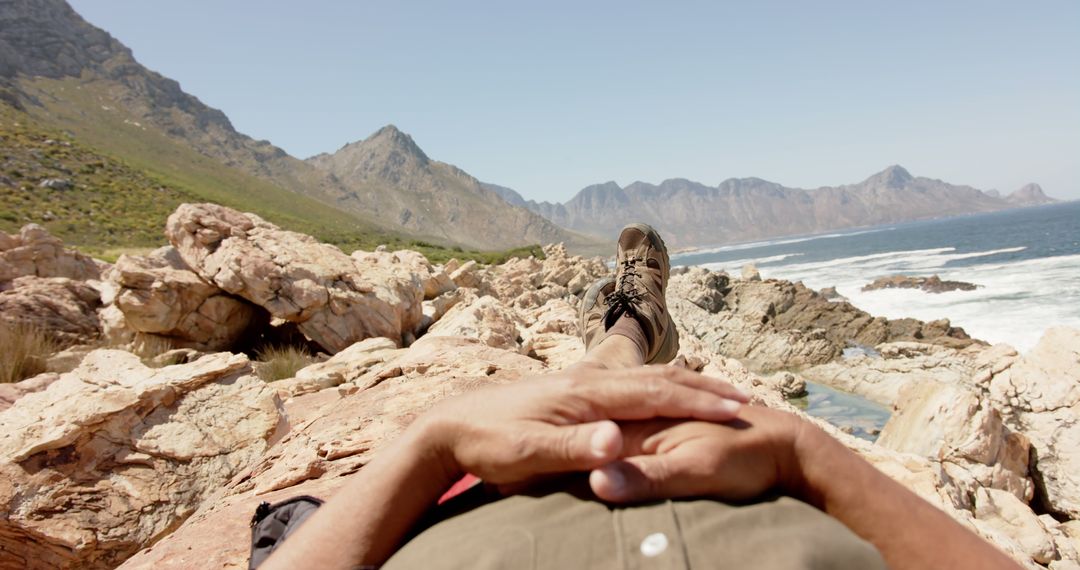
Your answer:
[385,478,886,569]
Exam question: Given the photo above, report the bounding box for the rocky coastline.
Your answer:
[1,203,1078,569]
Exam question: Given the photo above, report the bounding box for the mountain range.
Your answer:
[0,0,1058,255]
[489,166,1054,247]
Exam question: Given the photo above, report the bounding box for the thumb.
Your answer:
[589,455,690,503]
[528,420,624,474]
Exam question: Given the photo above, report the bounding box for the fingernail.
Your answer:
[603,466,625,493]
[591,423,616,458]
[719,399,741,415]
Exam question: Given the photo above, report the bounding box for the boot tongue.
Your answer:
[618,228,647,252]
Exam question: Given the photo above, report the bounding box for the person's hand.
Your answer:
[413,364,750,486]
[588,405,813,503]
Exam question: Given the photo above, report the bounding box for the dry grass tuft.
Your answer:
[255,345,314,382]
[131,333,177,367]
[0,321,60,384]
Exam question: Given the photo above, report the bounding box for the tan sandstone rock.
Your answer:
[0,224,102,285]
[801,342,988,405]
[878,380,1033,501]
[975,487,1058,564]
[668,268,837,372]
[351,248,455,300]
[448,259,482,289]
[273,337,402,397]
[990,327,1080,519]
[98,303,134,346]
[426,295,522,350]
[482,243,608,309]
[0,276,101,345]
[0,373,60,413]
[0,350,282,569]
[418,287,477,333]
[114,247,265,350]
[165,203,423,352]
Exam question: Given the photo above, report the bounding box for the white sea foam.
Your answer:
[756,250,1080,353]
[673,227,894,259]
[700,253,803,271]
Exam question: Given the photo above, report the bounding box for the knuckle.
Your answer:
[644,378,670,400]
[555,428,579,462]
[562,373,589,394]
[506,430,535,463]
[657,366,680,381]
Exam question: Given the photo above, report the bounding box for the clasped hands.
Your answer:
[412,364,816,505]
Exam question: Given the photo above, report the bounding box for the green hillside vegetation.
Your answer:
[2,94,544,264]
[1,102,192,251]
[18,78,388,243]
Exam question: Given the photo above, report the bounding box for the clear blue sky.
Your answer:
[69,0,1080,202]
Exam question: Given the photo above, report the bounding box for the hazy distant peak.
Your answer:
[480,182,528,207]
[864,165,914,188]
[586,181,623,192]
[1007,183,1055,205]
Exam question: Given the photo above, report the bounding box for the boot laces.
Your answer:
[606,256,644,308]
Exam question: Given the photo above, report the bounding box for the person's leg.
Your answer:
[575,224,679,370]
[577,312,647,369]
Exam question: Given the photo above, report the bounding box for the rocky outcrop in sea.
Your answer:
[862,274,981,294]
[0,204,1077,569]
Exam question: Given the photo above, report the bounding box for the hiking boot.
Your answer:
[603,223,679,364]
[578,276,616,352]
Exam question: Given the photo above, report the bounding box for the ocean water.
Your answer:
[672,201,1080,354]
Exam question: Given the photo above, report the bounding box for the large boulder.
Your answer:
[113,247,265,350]
[877,380,1033,502]
[165,203,423,352]
[990,327,1080,519]
[425,295,522,350]
[351,248,455,301]
[0,350,282,569]
[0,224,102,285]
[668,268,837,372]
[0,276,101,345]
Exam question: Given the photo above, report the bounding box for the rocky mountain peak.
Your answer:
[0,0,130,79]
[865,164,915,188]
[364,124,429,162]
